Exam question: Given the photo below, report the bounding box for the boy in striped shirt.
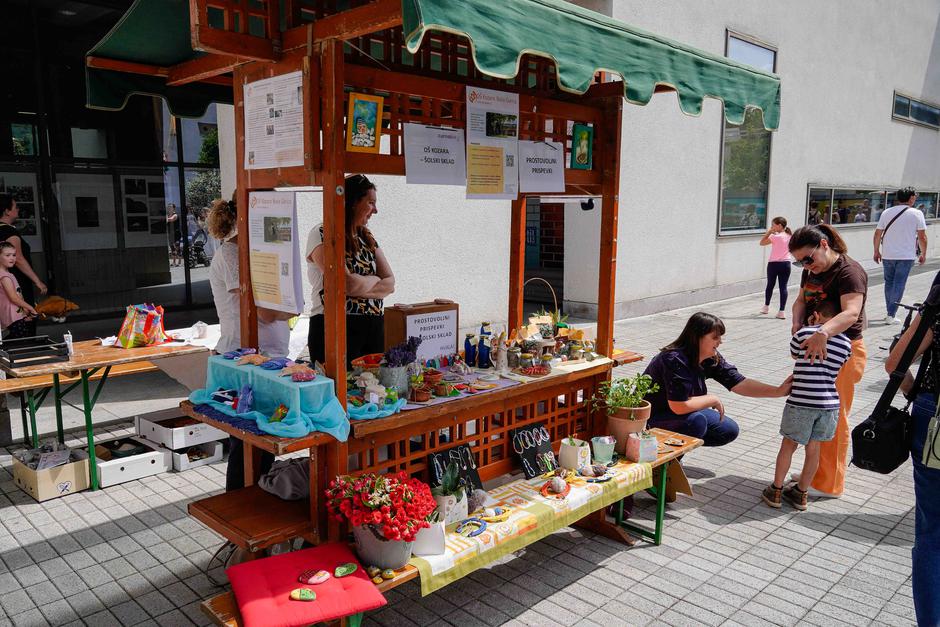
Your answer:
[763,301,852,510]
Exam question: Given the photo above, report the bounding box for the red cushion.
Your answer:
[227,543,387,627]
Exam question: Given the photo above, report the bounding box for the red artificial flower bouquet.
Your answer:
[325,472,436,543]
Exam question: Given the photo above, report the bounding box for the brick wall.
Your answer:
[539,203,564,269]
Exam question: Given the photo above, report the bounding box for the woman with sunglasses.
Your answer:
[306,174,394,366]
[787,224,868,498]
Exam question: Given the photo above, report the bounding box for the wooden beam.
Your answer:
[167,53,245,86]
[319,39,349,541]
[282,0,402,51]
[595,97,623,358]
[508,196,527,330]
[233,66,259,350]
[86,55,233,87]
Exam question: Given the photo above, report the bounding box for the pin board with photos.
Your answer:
[121,175,171,249]
[0,173,42,252]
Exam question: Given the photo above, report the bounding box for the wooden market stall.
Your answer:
[84,0,782,607]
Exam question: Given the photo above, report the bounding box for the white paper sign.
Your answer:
[403,124,466,185]
[406,310,458,362]
[465,87,519,199]
[244,71,304,170]
[247,192,305,314]
[519,141,566,192]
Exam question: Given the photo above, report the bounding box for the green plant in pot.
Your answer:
[430,461,468,525]
[592,373,660,453]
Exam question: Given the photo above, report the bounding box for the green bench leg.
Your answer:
[53,374,64,444]
[81,371,99,491]
[616,461,670,546]
[18,392,29,447]
[26,391,39,449]
[346,613,363,627]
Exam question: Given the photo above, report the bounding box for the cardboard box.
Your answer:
[172,440,223,472]
[92,436,171,487]
[12,450,89,502]
[135,408,227,450]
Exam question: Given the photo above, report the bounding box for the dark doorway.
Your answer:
[523,197,564,313]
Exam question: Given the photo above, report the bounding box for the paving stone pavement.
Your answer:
[0,265,934,626]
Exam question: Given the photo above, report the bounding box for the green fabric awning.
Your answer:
[402,0,781,130]
[85,0,232,118]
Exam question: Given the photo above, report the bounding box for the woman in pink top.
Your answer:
[0,241,37,338]
[759,216,792,319]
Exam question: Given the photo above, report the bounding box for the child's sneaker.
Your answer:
[761,484,782,508]
[783,485,808,511]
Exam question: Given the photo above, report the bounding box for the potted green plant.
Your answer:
[430,461,468,525]
[592,373,660,453]
[379,336,421,398]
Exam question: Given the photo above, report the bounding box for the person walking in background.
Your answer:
[759,216,792,319]
[874,187,927,324]
[763,301,851,511]
[788,224,868,498]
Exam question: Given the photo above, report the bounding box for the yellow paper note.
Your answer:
[467,144,504,194]
[249,251,283,305]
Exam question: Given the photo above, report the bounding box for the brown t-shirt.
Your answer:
[800,254,868,340]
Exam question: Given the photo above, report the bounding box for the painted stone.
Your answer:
[381,569,395,580]
[298,569,331,585]
[334,562,358,578]
[289,588,316,601]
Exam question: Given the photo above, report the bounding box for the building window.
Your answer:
[718,33,776,235]
[893,92,940,129]
[807,187,940,225]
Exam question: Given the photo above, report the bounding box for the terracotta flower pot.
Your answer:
[423,369,444,385]
[410,386,432,402]
[607,401,652,453]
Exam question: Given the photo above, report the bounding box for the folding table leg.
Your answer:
[81,371,99,491]
[17,392,29,447]
[52,374,64,444]
[345,613,363,627]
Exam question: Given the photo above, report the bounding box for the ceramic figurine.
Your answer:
[494,336,508,373]
[464,334,477,367]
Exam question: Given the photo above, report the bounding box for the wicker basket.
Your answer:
[351,353,383,375]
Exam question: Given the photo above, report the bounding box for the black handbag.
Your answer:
[851,285,940,473]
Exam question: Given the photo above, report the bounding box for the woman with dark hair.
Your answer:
[643,312,792,446]
[787,223,867,497]
[306,174,394,366]
[0,193,46,335]
[759,216,792,318]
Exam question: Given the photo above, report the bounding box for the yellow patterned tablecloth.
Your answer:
[410,461,652,595]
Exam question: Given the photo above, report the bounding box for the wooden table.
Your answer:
[0,340,208,490]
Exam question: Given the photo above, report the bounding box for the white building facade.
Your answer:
[221,0,940,330]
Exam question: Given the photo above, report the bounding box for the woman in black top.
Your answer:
[0,194,46,334]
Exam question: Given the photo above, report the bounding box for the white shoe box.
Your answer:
[135,408,227,450]
[171,440,224,472]
[91,437,171,487]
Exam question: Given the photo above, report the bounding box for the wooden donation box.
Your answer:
[384,300,459,362]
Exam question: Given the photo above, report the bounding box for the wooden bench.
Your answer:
[0,361,159,447]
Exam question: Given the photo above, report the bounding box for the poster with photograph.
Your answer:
[403,123,466,185]
[519,140,565,192]
[570,123,593,170]
[55,173,116,251]
[248,191,304,314]
[244,71,304,170]
[346,93,384,154]
[465,87,519,199]
[120,175,171,249]
[0,173,42,252]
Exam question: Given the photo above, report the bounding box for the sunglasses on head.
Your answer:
[792,243,819,267]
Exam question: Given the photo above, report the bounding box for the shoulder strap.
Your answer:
[881,206,910,240]
[878,284,940,414]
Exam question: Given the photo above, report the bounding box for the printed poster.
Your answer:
[244,71,304,170]
[247,191,304,314]
[465,87,519,199]
[403,123,466,185]
[518,140,565,193]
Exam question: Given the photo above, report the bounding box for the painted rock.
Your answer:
[381,569,395,580]
[372,576,383,584]
[289,588,316,601]
[334,562,358,578]
[366,566,381,578]
[298,569,331,585]
[550,477,567,493]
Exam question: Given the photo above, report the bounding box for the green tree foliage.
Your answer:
[185,169,221,213]
[721,109,771,194]
[197,126,220,166]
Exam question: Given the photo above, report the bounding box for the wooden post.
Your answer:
[508,195,527,329]
[595,97,623,357]
[233,66,259,349]
[319,39,349,539]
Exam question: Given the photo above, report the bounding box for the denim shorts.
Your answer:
[780,404,838,445]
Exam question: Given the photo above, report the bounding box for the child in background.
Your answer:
[0,241,37,338]
[763,300,851,510]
